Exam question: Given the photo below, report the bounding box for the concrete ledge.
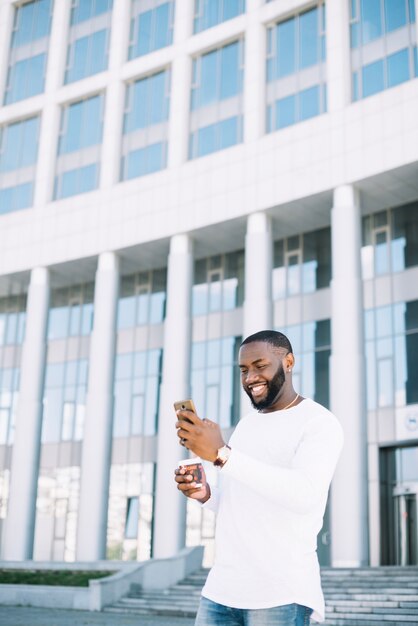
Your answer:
[0,584,90,610]
[0,546,204,611]
[89,546,204,610]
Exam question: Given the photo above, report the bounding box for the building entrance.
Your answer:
[393,483,418,565]
[380,444,418,565]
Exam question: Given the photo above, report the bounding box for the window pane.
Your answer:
[361,0,383,43]
[387,48,410,87]
[277,19,296,77]
[384,0,407,32]
[362,59,385,97]
[299,85,320,120]
[300,8,318,69]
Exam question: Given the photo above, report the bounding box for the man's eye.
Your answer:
[257,365,266,369]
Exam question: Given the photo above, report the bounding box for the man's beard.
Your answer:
[244,362,286,410]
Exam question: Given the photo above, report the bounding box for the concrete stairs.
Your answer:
[104,566,418,625]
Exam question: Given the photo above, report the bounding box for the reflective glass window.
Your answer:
[34,467,80,561]
[191,336,241,428]
[365,300,418,409]
[0,297,26,347]
[107,463,154,561]
[194,0,245,33]
[350,0,416,100]
[0,367,20,445]
[121,71,170,181]
[128,0,174,59]
[279,320,331,408]
[113,350,162,437]
[55,95,104,199]
[118,269,166,328]
[266,3,326,132]
[4,0,52,104]
[41,359,88,443]
[190,40,244,159]
[48,284,94,340]
[65,0,113,84]
[192,252,244,316]
[273,228,331,299]
[361,204,418,278]
[0,116,40,214]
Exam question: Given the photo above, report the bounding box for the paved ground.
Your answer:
[0,607,195,626]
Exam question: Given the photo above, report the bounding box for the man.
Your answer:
[175,330,343,626]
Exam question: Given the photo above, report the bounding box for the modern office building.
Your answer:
[0,0,417,570]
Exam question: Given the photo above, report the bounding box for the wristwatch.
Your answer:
[213,445,231,468]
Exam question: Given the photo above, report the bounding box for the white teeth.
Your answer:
[251,384,266,396]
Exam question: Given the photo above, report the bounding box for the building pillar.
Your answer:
[244,0,265,141]
[2,267,50,560]
[326,0,351,112]
[167,1,193,167]
[243,212,273,338]
[153,234,193,558]
[76,252,119,561]
[100,0,130,188]
[330,185,368,567]
[34,0,72,207]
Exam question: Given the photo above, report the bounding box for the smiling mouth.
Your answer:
[249,383,267,398]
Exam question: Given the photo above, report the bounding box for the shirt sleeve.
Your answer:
[221,414,344,514]
[201,485,221,514]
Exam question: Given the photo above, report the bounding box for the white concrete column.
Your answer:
[243,212,273,338]
[2,267,50,560]
[100,0,130,187]
[330,185,368,567]
[153,234,193,558]
[244,0,265,142]
[0,2,14,103]
[167,1,193,167]
[34,0,72,207]
[326,0,351,112]
[76,252,119,561]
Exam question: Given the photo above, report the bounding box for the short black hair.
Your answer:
[240,330,293,354]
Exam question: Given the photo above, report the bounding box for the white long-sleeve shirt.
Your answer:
[201,398,344,622]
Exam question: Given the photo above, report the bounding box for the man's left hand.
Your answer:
[175,410,225,462]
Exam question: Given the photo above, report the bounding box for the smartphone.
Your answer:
[174,399,197,423]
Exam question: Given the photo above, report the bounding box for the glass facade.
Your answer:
[107,463,154,560]
[41,359,88,443]
[362,203,418,279]
[121,71,170,181]
[273,227,331,298]
[64,0,113,84]
[192,251,245,316]
[34,467,80,561]
[0,116,40,215]
[118,270,166,328]
[266,3,326,132]
[4,0,52,104]
[279,320,331,408]
[193,0,245,33]
[128,0,174,59]
[190,40,244,158]
[350,0,417,100]
[365,300,418,410]
[48,284,94,340]
[113,349,162,437]
[0,296,26,447]
[54,94,104,200]
[191,336,241,428]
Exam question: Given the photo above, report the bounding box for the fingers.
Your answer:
[176,409,201,425]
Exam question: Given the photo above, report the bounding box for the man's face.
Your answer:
[239,341,288,412]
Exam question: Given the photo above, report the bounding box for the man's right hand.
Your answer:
[174,466,211,503]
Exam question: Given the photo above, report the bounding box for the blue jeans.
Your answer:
[195,597,313,626]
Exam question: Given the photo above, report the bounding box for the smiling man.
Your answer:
[175,329,344,626]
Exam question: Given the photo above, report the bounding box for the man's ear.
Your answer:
[284,352,295,372]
